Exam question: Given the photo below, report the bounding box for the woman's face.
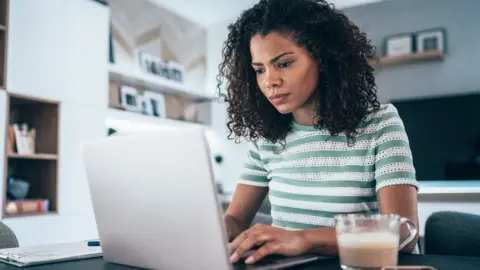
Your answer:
[250,32,319,114]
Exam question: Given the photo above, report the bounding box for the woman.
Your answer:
[216,0,419,265]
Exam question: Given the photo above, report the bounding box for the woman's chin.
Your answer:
[274,103,296,114]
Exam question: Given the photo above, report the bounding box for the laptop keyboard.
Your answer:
[234,258,277,270]
[233,255,286,270]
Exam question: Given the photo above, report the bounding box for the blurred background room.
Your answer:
[0,0,478,254]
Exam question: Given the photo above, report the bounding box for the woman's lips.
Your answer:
[269,93,291,105]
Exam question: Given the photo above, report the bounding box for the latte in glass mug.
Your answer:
[335,214,417,270]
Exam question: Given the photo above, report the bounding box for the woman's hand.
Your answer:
[228,223,311,264]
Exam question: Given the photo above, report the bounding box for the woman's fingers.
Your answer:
[230,232,271,263]
[229,224,273,263]
[228,230,248,255]
[245,242,281,264]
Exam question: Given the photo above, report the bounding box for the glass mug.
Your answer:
[335,214,417,270]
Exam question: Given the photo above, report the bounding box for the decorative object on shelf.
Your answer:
[10,123,36,155]
[119,85,139,111]
[7,176,30,200]
[182,99,212,124]
[416,28,446,53]
[384,33,415,57]
[182,103,198,122]
[107,128,117,136]
[138,52,185,83]
[143,91,166,117]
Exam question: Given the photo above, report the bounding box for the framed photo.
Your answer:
[416,28,446,53]
[138,52,164,77]
[384,33,414,57]
[119,85,139,111]
[136,94,149,115]
[167,61,184,83]
[143,91,166,117]
[138,51,185,83]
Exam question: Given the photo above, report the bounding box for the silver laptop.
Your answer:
[82,126,321,270]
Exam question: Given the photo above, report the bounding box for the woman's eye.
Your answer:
[255,69,265,75]
[278,61,292,68]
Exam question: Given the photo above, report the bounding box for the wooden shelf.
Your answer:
[8,153,58,160]
[4,211,58,219]
[108,63,215,101]
[0,0,7,88]
[372,50,445,68]
[106,107,212,135]
[3,93,60,218]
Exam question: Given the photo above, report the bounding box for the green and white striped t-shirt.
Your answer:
[239,103,419,231]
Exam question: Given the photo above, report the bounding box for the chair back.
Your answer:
[425,211,480,257]
[0,222,19,249]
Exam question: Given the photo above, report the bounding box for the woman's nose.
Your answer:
[264,70,282,90]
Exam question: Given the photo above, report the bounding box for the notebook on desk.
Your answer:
[0,241,102,267]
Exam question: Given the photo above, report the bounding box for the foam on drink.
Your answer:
[338,232,399,269]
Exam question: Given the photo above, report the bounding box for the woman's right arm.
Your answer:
[223,184,269,241]
[223,141,270,241]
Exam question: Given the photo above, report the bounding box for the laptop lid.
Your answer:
[82,126,232,270]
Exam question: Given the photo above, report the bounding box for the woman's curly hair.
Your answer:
[216,0,380,145]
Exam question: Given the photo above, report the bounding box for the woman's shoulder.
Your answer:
[363,103,401,126]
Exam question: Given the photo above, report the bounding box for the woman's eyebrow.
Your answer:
[252,52,294,66]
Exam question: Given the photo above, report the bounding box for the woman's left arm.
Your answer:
[373,104,419,253]
[377,185,419,253]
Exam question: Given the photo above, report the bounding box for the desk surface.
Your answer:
[0,254,479,270]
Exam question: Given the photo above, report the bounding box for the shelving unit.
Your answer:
[108,63,214,129]
[372,50,445,68]
[3,93,60,218]
[0,0,9,89]
[106,107,212,135]
[8,153,58,160]
[107,63,214,101]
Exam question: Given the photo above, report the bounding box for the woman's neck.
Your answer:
[292,102,317,126]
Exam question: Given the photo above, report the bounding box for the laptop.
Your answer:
[82,126,324,270]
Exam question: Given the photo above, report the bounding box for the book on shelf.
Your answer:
[5,199,49,216]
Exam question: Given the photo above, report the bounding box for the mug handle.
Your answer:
[398,217,417,250]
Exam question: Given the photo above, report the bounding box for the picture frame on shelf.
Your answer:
[159,60,171,80]
[119,85,139,111]
[167,61,184,83]
[137,51,185,84]
[143,91,166,117]
[384,33,415,57]
[416,28,446,53]
[138,52,161,76]
[136,94,149,115]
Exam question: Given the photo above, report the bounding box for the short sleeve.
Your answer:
[374,104,419,192]
[238,141,270,187]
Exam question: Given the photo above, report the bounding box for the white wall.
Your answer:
[1,0,109,246]
[206,21,249,193]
